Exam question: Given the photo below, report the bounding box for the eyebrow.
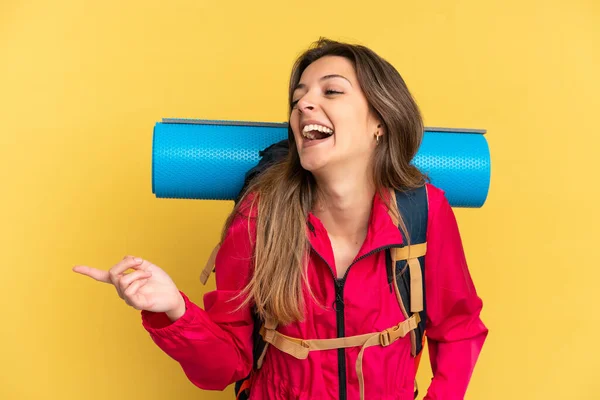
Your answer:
[294,74,353,91]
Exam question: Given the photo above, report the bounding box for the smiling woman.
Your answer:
[236,39,433,323]
[291,59,377,169]
[73,38,487,400]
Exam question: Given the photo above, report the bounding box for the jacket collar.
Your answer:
[306,190,404,269]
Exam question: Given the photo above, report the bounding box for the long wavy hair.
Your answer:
[222,38,426,325]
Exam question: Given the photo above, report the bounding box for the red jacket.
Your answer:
[141,183,488,399]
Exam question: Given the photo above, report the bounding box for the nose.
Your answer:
[296,95,316,113]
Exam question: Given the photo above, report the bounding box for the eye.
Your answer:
[290,89,343,109]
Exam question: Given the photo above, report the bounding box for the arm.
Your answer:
[423,186,489,399]
[140,208,256,391]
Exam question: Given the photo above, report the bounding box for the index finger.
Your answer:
[72,265,110,283]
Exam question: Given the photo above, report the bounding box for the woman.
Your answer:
[74,38,488,399]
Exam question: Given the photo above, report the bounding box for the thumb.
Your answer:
[72,265,110,284]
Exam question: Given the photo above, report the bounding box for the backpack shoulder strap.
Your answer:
[200,244,220,284]
[389,186,429,357]
[393,186,428,247]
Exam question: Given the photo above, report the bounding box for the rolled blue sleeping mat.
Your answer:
[152,119,490,208]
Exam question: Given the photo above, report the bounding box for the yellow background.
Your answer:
[1,0,598,399]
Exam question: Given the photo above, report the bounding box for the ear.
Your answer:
[368,107,385,136]
[376,122,386,137]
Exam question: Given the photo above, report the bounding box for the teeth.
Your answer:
[302,123,334,139]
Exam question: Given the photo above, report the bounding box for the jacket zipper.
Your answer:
[334,279,346,400]
[310,243,403,400]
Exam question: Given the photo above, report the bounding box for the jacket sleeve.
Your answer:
[423,186,489,399]
[140,206,256,391]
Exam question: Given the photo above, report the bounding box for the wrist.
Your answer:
[165,292,186,322]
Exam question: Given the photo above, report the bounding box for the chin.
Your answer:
[299,156,329,173]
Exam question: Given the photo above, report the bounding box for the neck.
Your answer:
[312,164,376,240]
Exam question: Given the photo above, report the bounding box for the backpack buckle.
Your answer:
[379,331,392,347]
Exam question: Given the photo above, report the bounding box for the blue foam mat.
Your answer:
[152,120,490,208]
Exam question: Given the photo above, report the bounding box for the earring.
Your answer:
[375,132,380,144]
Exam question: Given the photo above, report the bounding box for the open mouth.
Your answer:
[302,124,334,141]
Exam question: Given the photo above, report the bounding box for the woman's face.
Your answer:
[289,55,381,174]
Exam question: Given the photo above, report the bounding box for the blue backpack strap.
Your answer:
[391,186,428,356]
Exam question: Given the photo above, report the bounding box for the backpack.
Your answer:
[201,139,428,400]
